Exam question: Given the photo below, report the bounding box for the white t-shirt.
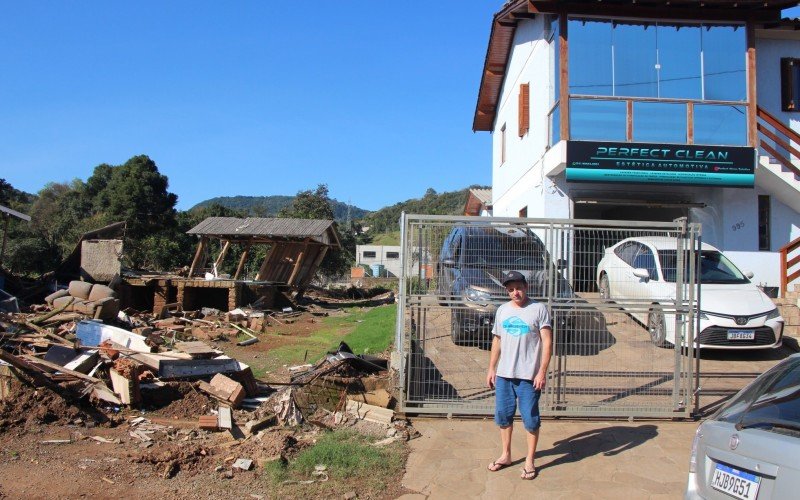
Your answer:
[492,299,551,380]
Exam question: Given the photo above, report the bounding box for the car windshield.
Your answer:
[461,234,546,269]
[715,356,800,433]
[658,250,750,284]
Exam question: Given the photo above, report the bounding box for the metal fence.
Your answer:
[395,214,701,418]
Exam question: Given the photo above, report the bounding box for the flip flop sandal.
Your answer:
[520,466,537,480]
[487,461,511,472]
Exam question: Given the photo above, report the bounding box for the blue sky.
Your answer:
[2,3,798,211]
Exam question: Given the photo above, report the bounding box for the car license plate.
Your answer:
[710,463,760,500]
[727,329,755,340]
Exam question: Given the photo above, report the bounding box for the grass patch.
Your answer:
[342,305,396,355]
[369,231,401,246]
[264,430,406,495]
[260,305,396,373]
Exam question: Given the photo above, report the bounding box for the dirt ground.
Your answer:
[0,378,410,500]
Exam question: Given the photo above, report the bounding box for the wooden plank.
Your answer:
[559,11,569,141]
[20,354,101,383]
[626,99,633,142]
[747,21,758,147]
[233,243,251,280]
[174,341,218,358]
[188,236,208,278]
[214,240,231,273]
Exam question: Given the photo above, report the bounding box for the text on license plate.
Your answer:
[728,330,755,340]
[711,463,760,500]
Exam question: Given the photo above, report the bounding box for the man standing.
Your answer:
[486,270,553,480]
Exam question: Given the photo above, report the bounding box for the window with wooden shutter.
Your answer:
[518,83,530,136]
[781,58,800,112]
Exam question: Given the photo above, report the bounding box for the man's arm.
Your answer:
[486,334,501,389]
[533,326,552,390]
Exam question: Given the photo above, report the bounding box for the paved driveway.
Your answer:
[400,417,695,499]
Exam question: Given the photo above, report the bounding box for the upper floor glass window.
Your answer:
[568,18,745,102]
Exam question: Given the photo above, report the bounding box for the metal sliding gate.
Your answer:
[395,214,701,418]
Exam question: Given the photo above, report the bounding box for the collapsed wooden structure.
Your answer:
[185,217,341,289]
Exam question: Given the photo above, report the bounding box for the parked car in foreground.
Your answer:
[686,353,800,499]
[596,236,783,348]
[437,225,575,345]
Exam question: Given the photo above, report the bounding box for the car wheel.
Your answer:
[647,306,668,347]
[599,274,611,301]
[451,310,466,346]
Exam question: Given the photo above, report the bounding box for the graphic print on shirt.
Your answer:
[502,316,530,336]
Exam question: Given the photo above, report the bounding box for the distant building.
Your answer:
[463,188,493,216]
[356,245,402,277]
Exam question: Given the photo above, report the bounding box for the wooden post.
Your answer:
[287,240,310,286]
[298,245,329,289]
[188,237,208,277]
[687,101,694,145]
[255,244,277,281]
[746,20,758,148]
[214,240,231,274]
[0,213,9,267]
[233,243,251,280]
[559,11,569,142]
[626,99,633,142]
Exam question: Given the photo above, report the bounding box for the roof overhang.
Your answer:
[473,0,794,132]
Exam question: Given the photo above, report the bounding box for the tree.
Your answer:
[278,184,335,220]
[82,156,179,269]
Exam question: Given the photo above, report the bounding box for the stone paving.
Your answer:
[399,418,696,499]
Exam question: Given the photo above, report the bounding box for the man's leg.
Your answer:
[524,427,539,472]
[489,377,516,470]
[518,382,541,478]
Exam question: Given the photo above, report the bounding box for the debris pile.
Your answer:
[0,289,412,481]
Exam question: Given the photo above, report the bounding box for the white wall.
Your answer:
[356,245,402,277]
[492,16,553,217]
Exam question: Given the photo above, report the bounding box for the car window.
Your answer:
[632,246,658,281]
[460,229,547,269]
[716,357,800,430]
[615,241,639,266]
[452,231,462,264]
[658,250,750,284]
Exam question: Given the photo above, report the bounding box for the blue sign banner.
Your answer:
[566,141,755,187]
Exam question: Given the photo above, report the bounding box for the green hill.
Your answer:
[191,195,369,222]
[362,186,488,234]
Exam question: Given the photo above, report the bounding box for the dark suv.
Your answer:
[436,225,575,345]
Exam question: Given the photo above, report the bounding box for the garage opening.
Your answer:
[572,198,702,292]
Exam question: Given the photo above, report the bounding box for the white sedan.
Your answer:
[596,236,784,349]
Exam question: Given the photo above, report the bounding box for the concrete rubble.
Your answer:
[0,286,413,481]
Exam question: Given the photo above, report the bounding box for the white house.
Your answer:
[475,0,800,295]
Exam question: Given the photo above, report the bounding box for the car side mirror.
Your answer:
[441,259,456,268]
[633,268,651,281]
[744,270,754,279]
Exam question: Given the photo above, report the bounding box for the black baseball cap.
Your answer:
[502,270,527,286]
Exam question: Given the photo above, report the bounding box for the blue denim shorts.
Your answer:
[494,376,541,432]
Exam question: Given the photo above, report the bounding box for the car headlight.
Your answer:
[463,287,491,302]
[766,308,781,320]
[689,427,702,474]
